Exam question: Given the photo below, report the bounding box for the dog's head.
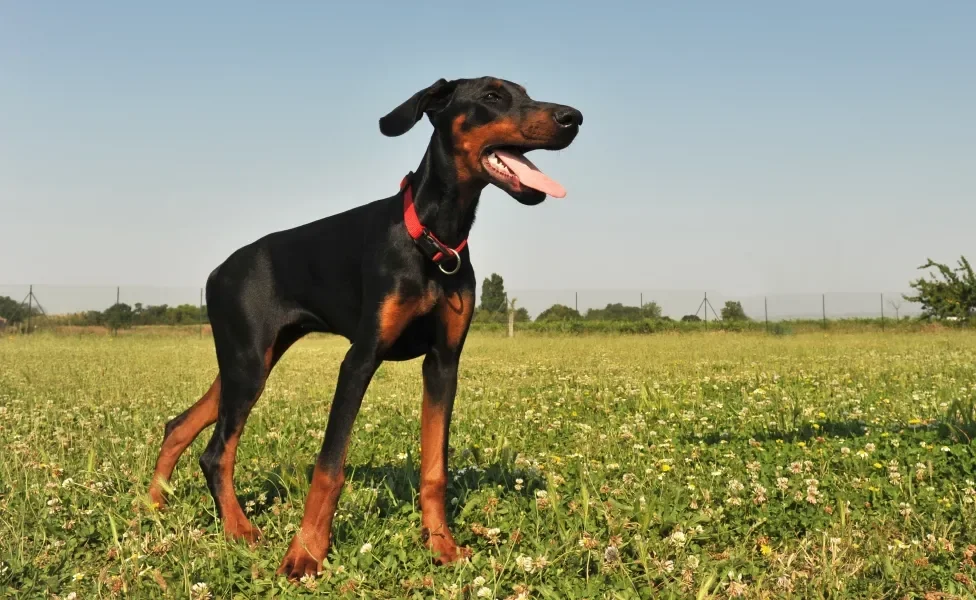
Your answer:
[379,77,582,205]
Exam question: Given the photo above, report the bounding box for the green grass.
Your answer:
[3,331,976,599]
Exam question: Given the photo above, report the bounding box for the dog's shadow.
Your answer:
[239,450,547,523]
[685,417,971,447]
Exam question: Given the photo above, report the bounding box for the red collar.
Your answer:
[401,173,467,274]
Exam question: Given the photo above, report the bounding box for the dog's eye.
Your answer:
[483,92,501,103]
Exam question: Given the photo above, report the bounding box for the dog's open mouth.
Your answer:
[481,148,566,198]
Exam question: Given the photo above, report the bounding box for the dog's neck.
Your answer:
[407,131,487,248]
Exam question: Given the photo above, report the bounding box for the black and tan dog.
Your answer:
[148,76,582,579]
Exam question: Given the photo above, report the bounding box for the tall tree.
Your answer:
[0,296,26,324]
[721,301,749,321]
[904,255,976,320]
[479,273,508,313]
[103,303,134,333]
[642,301,663,319]
[536,304,582,322]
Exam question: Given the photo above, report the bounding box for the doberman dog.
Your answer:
[147,76,582,579]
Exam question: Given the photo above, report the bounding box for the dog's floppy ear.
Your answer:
[379,78,456,137]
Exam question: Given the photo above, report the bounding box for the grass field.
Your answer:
[3,331,976,599]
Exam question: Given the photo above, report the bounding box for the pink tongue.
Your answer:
[494,150,566,198]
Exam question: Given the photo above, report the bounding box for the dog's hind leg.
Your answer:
[197,342,271,542]
[149,376,221,508]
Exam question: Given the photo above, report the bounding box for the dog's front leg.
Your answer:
[419,346,462,563]
[277,342,379,580]
[419,290,474,564]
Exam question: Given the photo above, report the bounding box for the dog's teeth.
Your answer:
[485,152,514,178]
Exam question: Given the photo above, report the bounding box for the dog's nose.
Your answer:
[553,107,583,127]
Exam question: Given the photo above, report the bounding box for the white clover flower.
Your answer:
[752,484,768,505]
[515,554,535,573]
[191,582,212,600]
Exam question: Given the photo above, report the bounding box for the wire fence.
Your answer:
[500,289,922,322]
[0,285,205,317]
[0,283,925,330]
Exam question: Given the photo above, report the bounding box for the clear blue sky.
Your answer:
[2,2,974,300]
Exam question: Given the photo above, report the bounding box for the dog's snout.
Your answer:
[553,107,583,128]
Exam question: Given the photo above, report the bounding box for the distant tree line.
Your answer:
[473,257,974,328]
[473,274,751,324]
[2,285,741,328]
[3,255,972,332]
[0,298,207,331]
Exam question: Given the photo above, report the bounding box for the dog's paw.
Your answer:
[277,551,322,581]
[277,533,328,581]
[225,520,261,546]
[423,527,468,565]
